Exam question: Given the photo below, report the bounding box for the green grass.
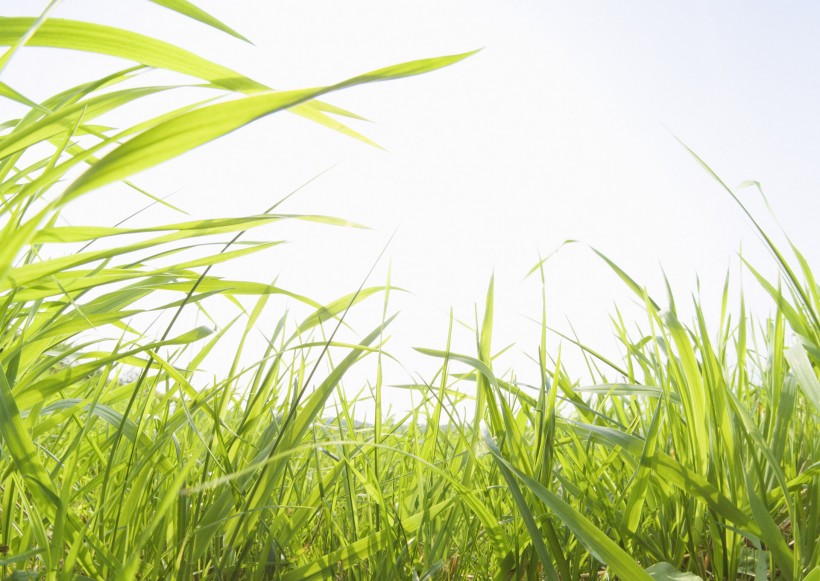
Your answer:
[0,4,818,580]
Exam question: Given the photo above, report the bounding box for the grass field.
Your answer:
[0,4,818,580]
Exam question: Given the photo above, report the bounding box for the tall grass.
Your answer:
[0,3,818,580]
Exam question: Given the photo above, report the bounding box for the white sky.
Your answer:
[3,1,820,415]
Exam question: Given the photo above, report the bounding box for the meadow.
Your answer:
[0,4,818,580]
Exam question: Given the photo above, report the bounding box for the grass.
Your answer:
[0,3,818,580]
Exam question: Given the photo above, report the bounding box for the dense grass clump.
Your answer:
[0,4,818,580]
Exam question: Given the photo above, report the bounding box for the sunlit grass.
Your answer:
[0,3,817,580]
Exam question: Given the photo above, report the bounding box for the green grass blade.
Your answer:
[784,341,820,412]
[63,51,475,199]
[146,0,250,42]
[485,429,653,581]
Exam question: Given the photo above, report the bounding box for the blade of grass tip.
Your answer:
[540,323,629,378]
[78,192,186,254]
[742,180,820,333]
[741,258,811,341]
[146,0,251,42]
[676,137,820,332]
[0,82,51,114]
[476,275,507,436]
[525,240,572,279]
[590,245,661,312]
[534,253,551,476]
[293,286,391,338]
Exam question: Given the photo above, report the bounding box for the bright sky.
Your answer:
[4,1,820,415]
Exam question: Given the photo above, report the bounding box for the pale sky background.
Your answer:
[3,1,820,416]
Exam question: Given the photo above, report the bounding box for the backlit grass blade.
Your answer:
[784,341,820,413]
[588,245,661,312]
[567,420,763,537]
[679,140,820,333]
[743,259,812,341]
[0,18,263,92]
[575,383,682,405]
[0,17,407,145]
[146,0,250,42]
[0,86,179,161]
[12,327,213,410]
[295,286,393,335]
[0,82,48,111]
[484,430,653,581]
[63,51,475,199]
[661,309,709,473]
[2,216,284,290]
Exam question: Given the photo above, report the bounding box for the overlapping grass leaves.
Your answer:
[0,2,817,580]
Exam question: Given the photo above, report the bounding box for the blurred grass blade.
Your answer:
[646,562,703,580]
[146,0,250,42]
[0,0,60,74]
[0,18,264,92]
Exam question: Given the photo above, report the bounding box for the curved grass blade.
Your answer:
[63,50,476,199]
[146,0,250,42]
